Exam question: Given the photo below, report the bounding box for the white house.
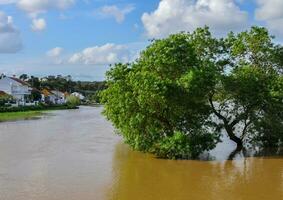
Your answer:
[51,90,66,104]
[0,76,31,105]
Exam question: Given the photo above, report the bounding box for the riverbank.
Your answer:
[0,104,79,122]
[0,111,43,122]
[0,104,78,113]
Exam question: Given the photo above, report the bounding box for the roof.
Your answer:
[42,89,51,96]
[51,90,65,97]
[0,90,7,96]
[64,92,70,97]
[9,77,30,86]
[32,88,42,93]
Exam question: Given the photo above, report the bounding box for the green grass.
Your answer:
[0,111,44,122]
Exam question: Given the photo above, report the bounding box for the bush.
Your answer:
[66,95,81,107]
[89,91,101,104]
[0,94,13,106]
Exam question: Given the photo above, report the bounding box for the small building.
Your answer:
[51,90,66,104]
[0,76,31,105]
[41,89,67,105]
[41,89,55,104]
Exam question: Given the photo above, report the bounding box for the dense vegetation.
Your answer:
[14,74,107,101]
[66,95,81,107]
[101,26,283,159]
[0,94,13,106]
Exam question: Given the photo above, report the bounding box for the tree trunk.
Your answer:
[224,123,243,150]
[227,147,241,160]
[208,98,244,150]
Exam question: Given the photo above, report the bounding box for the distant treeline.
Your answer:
[17,74,107,95]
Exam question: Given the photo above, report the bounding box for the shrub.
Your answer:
[66,95,81,107]
[0,94,13,106]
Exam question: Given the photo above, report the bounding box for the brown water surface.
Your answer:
[0,106,282,200]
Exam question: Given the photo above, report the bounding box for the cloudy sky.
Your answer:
[0,0,282,80]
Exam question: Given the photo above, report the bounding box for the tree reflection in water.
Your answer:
[106,143,283,200]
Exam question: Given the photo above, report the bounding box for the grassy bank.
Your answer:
[0,104,79,122]
[0,111,43,122]
[0,104,78,113]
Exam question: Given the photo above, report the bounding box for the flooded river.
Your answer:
[0,106,282,200]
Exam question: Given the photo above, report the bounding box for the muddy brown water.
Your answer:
[0,106,282,200]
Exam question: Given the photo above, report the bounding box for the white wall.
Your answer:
[0,77,31,100]
[0,77,13,94]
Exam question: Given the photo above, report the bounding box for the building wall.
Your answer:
[0,77,31,100]
[0,77,13,94]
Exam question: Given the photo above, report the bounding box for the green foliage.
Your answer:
[19,74,29,81]
[223,66,274,106]
[153,131,219,159]
[17,74,107,97]
[40,75,75,92]
[214,27,283,148]
[89,91,102,104]
[30,90,42,101]
[0,94,13,106]
[251,75,283,147]
[66,95,81,107]
[102,26,283,159]
[101,32,220,159]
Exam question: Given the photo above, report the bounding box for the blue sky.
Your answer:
[0,0,282,81]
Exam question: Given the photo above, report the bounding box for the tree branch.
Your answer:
[230,113,246,127]
[209,96,243,147]
[209,97,227,123]
[240,120,252,140]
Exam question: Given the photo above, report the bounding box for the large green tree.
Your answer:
[101,27,283,159]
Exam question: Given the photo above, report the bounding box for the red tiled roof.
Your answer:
[32,88,42,93]
[0,90,7,96]
[9,77,30,86]
[42,89,51,96]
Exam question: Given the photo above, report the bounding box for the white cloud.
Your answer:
[142,0,248,38]
[46,47,64,64]
[14,0,75,31]
[98,4,135,23]
[255,0,283,20]
[69,43,130,65]
[17,0,75,16]
[31,18,46,31]
[0,11,22,53]
[0,0,17,4]
[0,1,75,31]
[47,47,63,57]
[0,0,75,14]
[255,0,283,36]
